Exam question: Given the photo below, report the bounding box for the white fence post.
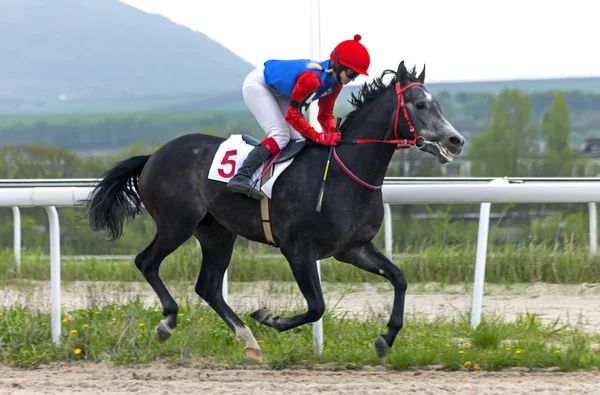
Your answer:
[470,178,509,329]
[384,203,393,261]
[313,260,324,354]
[46,206,61,347]
[222,268,228,305]
[589,202,597,258]
[12,206,21,272]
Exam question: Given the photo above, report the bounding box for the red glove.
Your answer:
[314,132,341,146]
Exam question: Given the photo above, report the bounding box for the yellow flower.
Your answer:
[464,361,471,367]
[83,324,89,328]
[111,317,116,321]
[515,349,523,354]
[94,311,100,315]
[505,347,511,351]
[139,323,145,327]
[62,318,69,323]
[458,350,464,354]
[178,313,184,317]
[74,348,82,355]
[474,363,480,370]
[70,329,78,334]
[554,349,561,354]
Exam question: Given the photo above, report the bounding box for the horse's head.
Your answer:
[392,61,465,163]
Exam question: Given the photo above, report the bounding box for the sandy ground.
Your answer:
[0,363,599,395]
[2,280,600,394]
[3,280,600,332]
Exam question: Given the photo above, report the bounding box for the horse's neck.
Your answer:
[338,98,397,187]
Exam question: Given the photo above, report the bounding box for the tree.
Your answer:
[468,88,539,177]
[0,144,80,178]
[539,91,574,176]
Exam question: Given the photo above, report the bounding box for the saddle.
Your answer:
[242,134,307,164]
[242,134,307,248]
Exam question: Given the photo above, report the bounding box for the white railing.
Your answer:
[2,178,600,351]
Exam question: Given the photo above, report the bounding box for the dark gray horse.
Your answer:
[85,61,465,363]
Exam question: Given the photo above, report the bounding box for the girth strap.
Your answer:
[260,165,276,247]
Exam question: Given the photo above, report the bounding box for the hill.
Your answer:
[2,0,599,115]
[0,0,255,111]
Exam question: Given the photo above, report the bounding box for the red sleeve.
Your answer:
[285,71,322,142]
[317,84,342,133]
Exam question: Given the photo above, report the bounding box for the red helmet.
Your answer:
[330,34,370,76]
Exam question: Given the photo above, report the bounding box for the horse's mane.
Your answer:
[342,66,420,127]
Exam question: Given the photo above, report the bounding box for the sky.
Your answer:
[120,0,599,84]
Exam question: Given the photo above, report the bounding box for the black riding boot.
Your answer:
[226,144,272,200]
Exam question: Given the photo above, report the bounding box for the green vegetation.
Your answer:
[2,87,600,152]
[1,238,599,285]
[1,302,599,370]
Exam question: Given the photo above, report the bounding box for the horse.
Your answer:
[85,60,465,363]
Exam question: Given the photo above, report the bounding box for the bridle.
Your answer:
[332,81,425,190]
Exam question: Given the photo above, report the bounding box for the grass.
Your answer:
[1,240,599,285]
[1,302,599,371]
[2,239,599,372]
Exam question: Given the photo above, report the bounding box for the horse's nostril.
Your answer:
[449,136,464,147]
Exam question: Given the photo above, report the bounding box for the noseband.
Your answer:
[331,81,425,190]
[393,81,425,149]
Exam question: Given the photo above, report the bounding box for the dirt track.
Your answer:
[0,363,599,394]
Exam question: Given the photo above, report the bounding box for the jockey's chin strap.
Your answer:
[331,81,425,191]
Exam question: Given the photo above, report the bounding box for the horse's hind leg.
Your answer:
[135,214,199,343]
[193,215,263,363]
[250,247,325,332]
[334,241,407,359]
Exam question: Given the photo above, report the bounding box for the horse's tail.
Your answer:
[85,155,150,241]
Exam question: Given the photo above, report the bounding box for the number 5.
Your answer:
[218,149,237,178]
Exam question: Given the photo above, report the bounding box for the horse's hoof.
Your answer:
[244,347,264,364]
[155,319,174,344]
[249,307,273,325]
[374,335,390,359]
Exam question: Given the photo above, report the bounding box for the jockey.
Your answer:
[226,34,371,200]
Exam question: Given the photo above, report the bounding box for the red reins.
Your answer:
[332,81,424,190]
[344,81,424,149]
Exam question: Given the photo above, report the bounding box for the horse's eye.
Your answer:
[416,101,426,110]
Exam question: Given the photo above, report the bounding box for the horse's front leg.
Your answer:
[250,247,325,332]
[334,241,407,359]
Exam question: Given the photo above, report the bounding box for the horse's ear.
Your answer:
[418,64,426,84]
[397,61,408,85]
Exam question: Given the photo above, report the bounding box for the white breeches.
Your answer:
[242,68,305,150]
